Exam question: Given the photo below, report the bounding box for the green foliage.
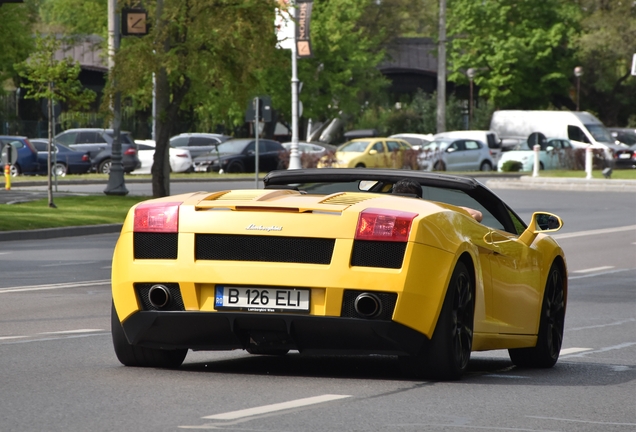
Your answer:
[15,34,96,110]
[501,160,523,172]
[40,0,107,37]
[447,0,581,109]
[572,0,636,126]
[0,1,37,90]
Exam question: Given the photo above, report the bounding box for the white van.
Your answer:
[490,110,617,159]
[433,130,502,163]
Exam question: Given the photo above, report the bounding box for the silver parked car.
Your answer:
[418,138,494,171]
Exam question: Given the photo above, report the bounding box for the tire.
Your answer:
[226,161,244,173]
[433,161,446,171]
[53,163,67,177]
[9,164,20,177]
[400,260,474,380]
[355,163,366,168]
[111,303,187,368]
[479,161,492,171]
[98,159,112,174]
[246,346,289,356]
[509,263,565,368]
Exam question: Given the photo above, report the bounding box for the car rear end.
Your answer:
[112,190,456,356]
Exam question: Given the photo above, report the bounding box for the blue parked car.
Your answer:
[30,139,92,176]
[0,136,40,176]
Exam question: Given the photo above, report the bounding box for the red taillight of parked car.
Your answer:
[124,148,137,155]
[355,208,418,242]
[134,202,181,233]
[81,154,90,162]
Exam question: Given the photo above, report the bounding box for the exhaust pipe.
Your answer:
[148,284,171,308]
[354,293,382,318]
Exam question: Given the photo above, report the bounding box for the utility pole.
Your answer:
[104,0,129,195]
[288,1,301,170]
[436,0,447,133]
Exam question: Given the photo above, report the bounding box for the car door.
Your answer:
[482,229,543,334]
[261,141,284,171]
[444,140,466,170]
[367,140,387,167]
[55,131,79,145]
[386,140,405,168]
[463,140,483,169]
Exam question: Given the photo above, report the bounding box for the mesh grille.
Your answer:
[341,290,397,320]
[350,240,406,269]
[195,234,335,264]
[135,283,184,311]
[134,232,178,259]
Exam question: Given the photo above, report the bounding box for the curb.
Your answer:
[0,224,122,242]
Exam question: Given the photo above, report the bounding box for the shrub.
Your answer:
[501,160,523,172]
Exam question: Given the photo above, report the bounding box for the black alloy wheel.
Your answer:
[509,263,565,368]
[111,302,187,368]
[400,260,474,380]
[99,159,112,174]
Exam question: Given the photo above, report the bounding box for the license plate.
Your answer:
[215,286,310,313]
[618,153,631,159]
[194,166,209,172]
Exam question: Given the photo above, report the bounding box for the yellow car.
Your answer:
[111,168,567,380]
[318,138,413,168]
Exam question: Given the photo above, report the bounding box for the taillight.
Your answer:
[176,153,188,158]
[124,148,137,155]
[355,208,417,242]
[134,202,181,233]
[82,154,90,162]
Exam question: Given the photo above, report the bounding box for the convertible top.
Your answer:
[264,168,526,234]
[264,168,482,192]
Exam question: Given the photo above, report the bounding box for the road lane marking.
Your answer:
[0,336,27,341]
[0,332,109,345]
[569,268,631,280]
[552,224,636,240]
[39,329,104,335]
[572,266,614,273]
[569,318,635,331]
[559,347,592,356]
[40,261,101,268]
[0,280,110,294]
[202,394,351,420]
[560,342,636,358]
[527,416,636,427]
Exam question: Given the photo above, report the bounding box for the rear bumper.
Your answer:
[121,310,429,356]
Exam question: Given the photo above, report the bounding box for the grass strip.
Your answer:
[0,195,149,231]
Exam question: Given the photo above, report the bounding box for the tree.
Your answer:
[573,0,636,126]
[15,34,96,207]
[0,0,36,103]
[446,0,581,109]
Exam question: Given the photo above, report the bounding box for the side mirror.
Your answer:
[446,147,456,153]
[546,146,554,152]
[519,212,563,246]
[369,149,378,155]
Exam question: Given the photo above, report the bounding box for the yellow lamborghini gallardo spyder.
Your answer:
[111,169,567,380]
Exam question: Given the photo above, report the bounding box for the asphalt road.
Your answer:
[0,189,634,431]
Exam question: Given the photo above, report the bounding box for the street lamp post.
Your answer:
[467,68,475,128]
[574,66,583,111]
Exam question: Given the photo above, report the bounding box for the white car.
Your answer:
[497,138,573,171]
[418,137,494,171]
[389,133,434,150]
[131,140,193,174]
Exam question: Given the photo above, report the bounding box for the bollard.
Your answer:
[532,144,540,177]
[4,164,10,190]
[585,147,593,179]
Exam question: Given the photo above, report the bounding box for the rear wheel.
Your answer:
[433,160,446,171]
[10,164,20,177]
[355,163,366,168]
[400,260,474,380]
[479,161,492,171]
[226,161,244,173]
[509,263,565,368]
[111,303,187,368]
[53,163,67,177]
[98,159,112,174]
